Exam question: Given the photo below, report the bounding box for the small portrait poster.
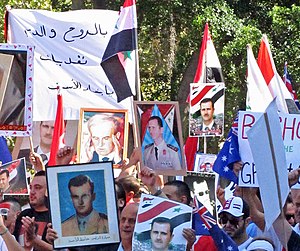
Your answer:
[0,44,34,136]
[77,108,128,167]
[133,101,186,176]
[0,158,29,195]
[133,194,192,251]
[46,162,119,249]
[184,172,217,218]
[193,153,217,173]
[189,83,224,137]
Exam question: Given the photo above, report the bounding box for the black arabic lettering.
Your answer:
[105,85,114,95]
[98,23,108,35]
[49,29,56,38]
[63,27,76,42]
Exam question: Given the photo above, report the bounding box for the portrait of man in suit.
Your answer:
[61,174,109,236]
[17,120,54,168]
[198,98,222,136]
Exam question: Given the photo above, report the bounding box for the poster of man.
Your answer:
[0,158,29,196]
[0,44,34,136]
[15,120,78,169]
[189,83,224,137]
[132,194,192,251]
[133,101,186,176]
[46,162,119,249]
[77,108,128,167]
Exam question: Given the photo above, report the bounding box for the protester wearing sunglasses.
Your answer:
[218,196,252,250]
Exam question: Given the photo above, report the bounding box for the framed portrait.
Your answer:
[133,101,186,176]
[189,83,225,137]
[193,153,217,173]
[46,162,120,249]
[77,108,129,167]
[133,194,192,251]
[0,158,29,196]
[184,172,217,218]
[0,44,34,136]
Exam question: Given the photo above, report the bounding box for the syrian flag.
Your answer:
[132,194,192,250]
[257,35,299,114]
[193,197,238,251]
[101,0,137,103]
[283,62,300,110]
[185,23,224,171]
[48,91,65,166]
[246,44,273,112]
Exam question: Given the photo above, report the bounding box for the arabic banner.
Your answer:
[7,9,135,122]
[238,111,300,188]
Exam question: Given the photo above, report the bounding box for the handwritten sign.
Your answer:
[238,111,300,188]
[7,9,134,122]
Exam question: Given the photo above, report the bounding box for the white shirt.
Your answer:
[239,237,253,250]
[117,242,124,251]
[293,223,300,235]
[0,236,8,251]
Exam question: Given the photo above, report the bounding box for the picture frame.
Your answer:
[46,162,120,249]
[0,44,34,136]
[133,101,186,176]
[189,83,225,137]
[77,108,129,167]
[193,153,217,173]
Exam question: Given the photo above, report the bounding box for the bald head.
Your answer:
[119,203,139,243]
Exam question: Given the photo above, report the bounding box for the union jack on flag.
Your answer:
[283,62,300,110]
[193,197,238,251]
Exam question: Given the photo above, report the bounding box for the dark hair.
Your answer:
[34,170,46,177]
[118,176,140,195]
[151,217,173,235]
[0,169,9,178]
[68,174,94,194]
[164,180,192,205]
[148,116,163,128]
[200,98,214,109]
[115,181,126,212]
[242,198,250,219]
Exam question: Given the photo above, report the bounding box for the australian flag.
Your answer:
[0,137,12,164]
[283,62,300,110]
[193,197,238,251]
[213,115,240,184]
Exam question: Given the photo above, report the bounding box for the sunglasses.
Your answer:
[285,214,295,221]
[219,216,241,226]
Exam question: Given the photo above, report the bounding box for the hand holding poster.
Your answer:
[133,194,192,251]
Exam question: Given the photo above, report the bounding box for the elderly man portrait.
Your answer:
[61,174,109,236]
[85,114,123,164]
[143,116,181,171]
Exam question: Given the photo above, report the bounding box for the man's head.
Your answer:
[246,237,275,251]
[284,194,296,226]
[0,169,9,192]
[148,116,163,143]
[291,189,300,225]
[68,174,95,217]
[150,217,173,251]
[218,196,250,242]
[0,198,21,233]
[119,203,139,244]
[29,171,48,211]
[118,176,141,204]
[39,121,55,148]
[88,115,121,157]
[162,180,192,205]
[200,98,215,125]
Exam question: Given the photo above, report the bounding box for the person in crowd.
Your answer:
[0,198,21,234]
[246,237,275,251]
[85,114,123,164]
[285,194,296,227]
[61,174,108,236]
[13,171,52,251]
[117,176,141,204]
[115,181,126,219]
[143,116,181,170]
[291,189,300,235]
[218,196,252,250]
[18,121,55,168]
